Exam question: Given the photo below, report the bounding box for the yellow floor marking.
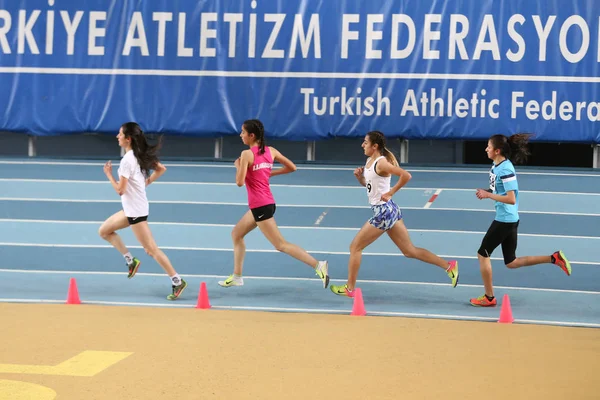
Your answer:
[0,351,133,377]
[0,379,57,399]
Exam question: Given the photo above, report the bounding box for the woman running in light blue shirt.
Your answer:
[470,134,571,307]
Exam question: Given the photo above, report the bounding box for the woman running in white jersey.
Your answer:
[330,130,459,297]
[99,122,187,300]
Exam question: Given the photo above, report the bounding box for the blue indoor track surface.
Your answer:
[0,159,598,328]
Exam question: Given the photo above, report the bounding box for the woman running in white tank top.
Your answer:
[329,130,459,298]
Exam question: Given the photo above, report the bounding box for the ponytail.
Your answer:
[489,133,531,165]
[382,147,399,167]
[507,134,531,164]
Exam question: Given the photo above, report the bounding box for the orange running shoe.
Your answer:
[552,250,572,276]
[470,294,497,307]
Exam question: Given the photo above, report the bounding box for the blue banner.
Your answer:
[0,0,599,142]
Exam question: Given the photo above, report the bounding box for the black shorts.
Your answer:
[250,204,276,222]
[478,220,519,265]
[127,215,148,225]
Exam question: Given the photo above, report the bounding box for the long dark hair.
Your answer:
[366,130,399,166]
[121,122,162,177]
[243,119,266,155]
[489,133,531,165]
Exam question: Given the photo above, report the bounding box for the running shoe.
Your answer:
[552,250,571,276]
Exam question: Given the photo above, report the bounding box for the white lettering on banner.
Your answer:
[0,10,12,54]
[337,13,599,63]
[512,91,600,122]
[45,6,54,54]
[153,12,173,57]
[1,5,324,58]
[88,11,106,56]
[289,14,321,59]
[200,12,218,57]
[177,12,193,57]
[224,13,243,58]
[473,15,500,60]
[559,15,589,63]
[401,89,500,118]
[0,7,599,63]
[390,14,415,59]
[60,11,84,56]
[299,87,599,123]
[262,14,285,58]
[532,15,556,62]
[122,12,149,56]
[506,14,526,62]
[248,6,257,58]
[448,14,469,60]
[18,10,40,54]
[341,14,359,59]
[301,87,391,116]
[423,14,441,60]
[366,14,383,59]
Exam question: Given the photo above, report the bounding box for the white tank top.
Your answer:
[364,156,391,206]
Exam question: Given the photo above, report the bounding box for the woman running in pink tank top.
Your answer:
[218,119,329,288]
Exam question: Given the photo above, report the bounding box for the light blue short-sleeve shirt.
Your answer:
[489,159,519,223]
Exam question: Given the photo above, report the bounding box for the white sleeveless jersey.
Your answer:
[364,156,391,206]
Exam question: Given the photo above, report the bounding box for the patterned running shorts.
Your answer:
[368,199,403,231]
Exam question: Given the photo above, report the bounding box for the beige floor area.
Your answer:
[0,303,598,400]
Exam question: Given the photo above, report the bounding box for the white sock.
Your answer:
[124,252,133,265]
[170,274,182,286]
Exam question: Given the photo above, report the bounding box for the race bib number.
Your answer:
[489,172,496,192]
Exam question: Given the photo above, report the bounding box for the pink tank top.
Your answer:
[245,146,275,209]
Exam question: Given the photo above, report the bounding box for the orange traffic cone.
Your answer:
[66,278,81,305]
[351,288,366,316]
[195,282,211,309]
[498,294,514,323]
